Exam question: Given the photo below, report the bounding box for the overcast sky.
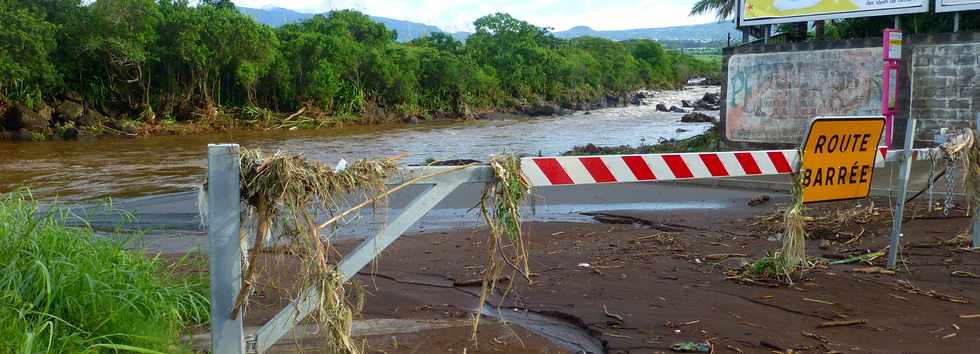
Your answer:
[230,0,718,33]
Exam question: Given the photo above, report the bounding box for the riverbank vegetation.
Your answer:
[0,0,720,140]
[0,191,209,353]
[563,123,722,156]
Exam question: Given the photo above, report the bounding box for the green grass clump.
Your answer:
[0,192,209,353]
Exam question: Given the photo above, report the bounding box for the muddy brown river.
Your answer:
[0,87,717,201]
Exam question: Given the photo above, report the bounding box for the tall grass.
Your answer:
[0,192,209,353]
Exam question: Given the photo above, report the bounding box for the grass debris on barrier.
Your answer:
[736,165,814,284]
[230,147,400,354]
[472,154,534,339]
[0,191,209,353]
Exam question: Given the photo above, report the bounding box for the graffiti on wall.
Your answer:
[726,47,883,143]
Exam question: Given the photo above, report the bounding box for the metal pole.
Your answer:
[894,16,901,30]
[974,115,980,248]
[764,25,770,44]
[954,12,961,33]
[207,144,245,354]
[887,117,917,268]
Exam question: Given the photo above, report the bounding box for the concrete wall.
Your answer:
[722,32,980,146]
[726,48,883,143]
[910,42,980,139]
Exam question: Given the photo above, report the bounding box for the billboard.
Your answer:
[739,0,929,26]
[724,48,883,143]
[937,0,980,12]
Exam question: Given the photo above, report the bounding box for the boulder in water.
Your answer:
[630,95,643,106]
[701,92,720,106]
[669,106,688,113]
[655,103,669,112]
[680,112,715,123]
[681,100,693,108]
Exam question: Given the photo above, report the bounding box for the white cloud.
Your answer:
[231,0,719,32]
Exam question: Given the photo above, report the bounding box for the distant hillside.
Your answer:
[553,22,738,42]
[238,6,443,42]
[239,7,737,44]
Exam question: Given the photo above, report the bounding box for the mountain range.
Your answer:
[238,6,738,44]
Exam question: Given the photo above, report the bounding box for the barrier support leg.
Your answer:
[887,119,917,269]
[207,144,245,354]
[254,179,465,353]
[974,116,980,249]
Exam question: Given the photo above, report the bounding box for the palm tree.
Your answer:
[689,0,737,20]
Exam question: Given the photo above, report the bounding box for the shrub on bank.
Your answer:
[0,192,209,353]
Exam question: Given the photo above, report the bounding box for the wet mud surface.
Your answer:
[180,198,979,353]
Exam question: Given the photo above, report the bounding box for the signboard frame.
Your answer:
[936,0,980,12]
[738,0,930,27]
[798,116,886,204]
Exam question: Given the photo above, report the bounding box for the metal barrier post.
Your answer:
[887,117,917,269]
[974,116,980,249]
[207,144,245,354]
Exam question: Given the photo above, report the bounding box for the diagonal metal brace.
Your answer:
[254,166,491,353]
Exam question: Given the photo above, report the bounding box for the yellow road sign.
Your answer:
[800,117,885,204]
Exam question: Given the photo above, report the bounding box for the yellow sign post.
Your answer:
[799,117,885,204]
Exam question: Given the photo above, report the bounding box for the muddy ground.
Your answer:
[188,197,979,353]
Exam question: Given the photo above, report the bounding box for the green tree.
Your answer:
[0,0,59,101]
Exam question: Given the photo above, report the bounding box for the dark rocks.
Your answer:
[680,112,715,123]
[77,110,105,127]
[55,100,84,121]
[681,100,693,108]
[61,126,79,140]
[63,91,84,102]
[630,95,643,106]
[701,92,720,106]
[7,103,50,131]
[524,101,561,116]
[605,94,623,107]
[676,128,689,133]
[107,118,138,135]
[655,103,669,112]
[669,106,688,113]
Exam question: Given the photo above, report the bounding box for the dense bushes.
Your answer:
[0,1,720,125]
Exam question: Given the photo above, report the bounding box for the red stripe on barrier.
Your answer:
[767,152,793,173]
[532,158,574,185]
[734,153,762,175]
[662,155,694,179]
[622,155,656,180]
[699,154,729,177]
[579,157,617,183]
[879,147,888,159]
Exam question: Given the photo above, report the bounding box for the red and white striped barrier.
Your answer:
[521,147,942,187]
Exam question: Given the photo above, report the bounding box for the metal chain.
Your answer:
[927,157,937,210]
[944,156,957,216]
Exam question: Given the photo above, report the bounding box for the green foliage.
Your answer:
[0,191,209,353]
[1,1,717,125]
[0,0,59,96]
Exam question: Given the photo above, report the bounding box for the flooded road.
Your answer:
[0,87,716,201]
